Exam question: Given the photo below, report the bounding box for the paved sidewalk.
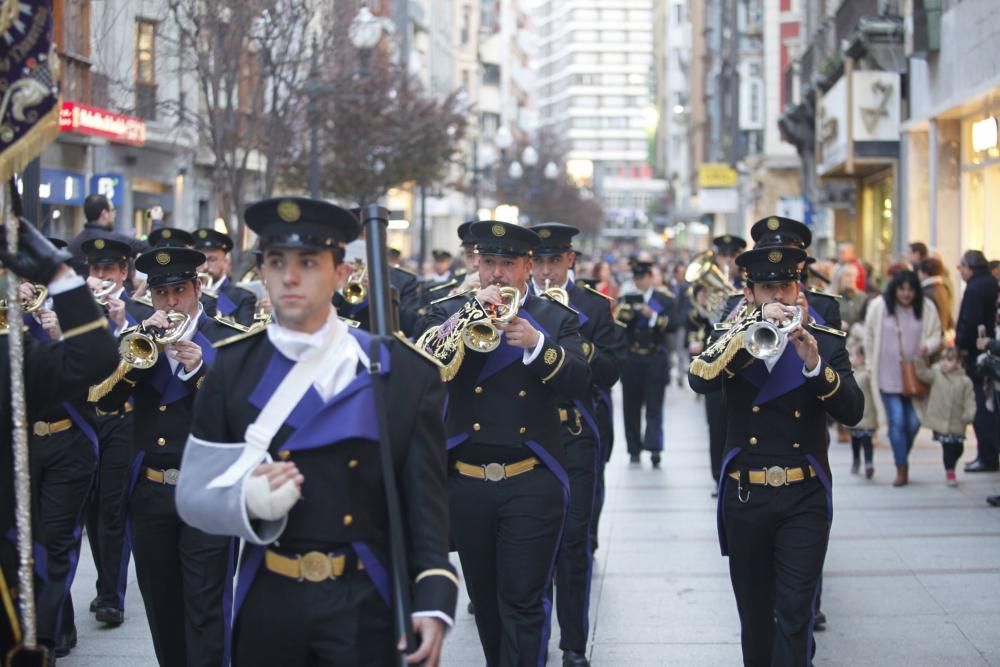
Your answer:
[63,382,1000,665]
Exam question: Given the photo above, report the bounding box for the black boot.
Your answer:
[54,628,77,658]
[651,452,661,468]
[563,649,590,667]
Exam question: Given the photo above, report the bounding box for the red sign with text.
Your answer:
[59,101,147,146]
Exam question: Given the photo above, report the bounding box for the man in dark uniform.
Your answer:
[712,234,746,288]
[90,246,242,667]
[80,236,153,628]
[147,226,195,249]
[175,197,456,666]
[419,221,591,666]
[688,245,863,666]
[531,223,622,667]
[424,249,455,290]
[1,219,119,662]
[192,228,257,326]
[616,261,677,467]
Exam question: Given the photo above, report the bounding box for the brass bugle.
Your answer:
[463,286,521,353]
[92,279,116,306]
[744,306,802,360]
[119,312,190,370]
[344,260,367,305]
[541,278,569,306]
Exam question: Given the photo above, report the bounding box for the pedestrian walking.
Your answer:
[913,347,976,486]
[918,257,955,338]
[848,345,878,479]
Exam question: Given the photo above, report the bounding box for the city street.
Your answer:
[63,380,1000,666]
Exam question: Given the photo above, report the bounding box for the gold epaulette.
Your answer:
[88,360,134,402]
[540,294,580,315]
[579,284,615,303]
[713,322,733,331]
[688,309,759,381]
[808,322,847,337]
[132,294,153,308]
[394,331,444,369]
[393,266,418,278]
[214,313,253,332]
[213,324,267,349]
[728,290,744,297]
[430,290,470,305]
[339,316,361,328]
[427,279,458,293]
[807,287,841,300]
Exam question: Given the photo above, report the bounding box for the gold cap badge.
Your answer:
[94,239,105,250]
[198,229,208,238]
[767,217,780,231]
[768,250,783,264]
[155,252,171,266]
[491,224,506,237]
[539,229,551,239]
[161,229,172,239]
[277,200,301,223]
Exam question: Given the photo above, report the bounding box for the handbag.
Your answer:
[894,314,928,398]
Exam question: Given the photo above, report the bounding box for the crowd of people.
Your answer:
[2,191,998,667]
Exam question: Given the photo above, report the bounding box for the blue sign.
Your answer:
[90,173,126,207]
[39,168,87,206]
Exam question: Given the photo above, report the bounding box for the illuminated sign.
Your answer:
[972,117,998,152]
[59,101,146,146]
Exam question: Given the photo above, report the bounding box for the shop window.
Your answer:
[135,19,157,119]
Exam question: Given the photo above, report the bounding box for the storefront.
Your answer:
[960,113,1000,261]
[815,66,901,278]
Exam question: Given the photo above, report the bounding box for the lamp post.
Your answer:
[308,8,388,199]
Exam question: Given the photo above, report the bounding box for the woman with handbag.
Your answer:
[863,270,942,486]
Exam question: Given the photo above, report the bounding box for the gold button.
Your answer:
[793,443,801,448]
[519,427,527,434]
[343,514,353,526]
[158,405,167,412]
[473,423,481,431]
[156,437,166,446]
[475,386,483,394]
[518,390,527,398]
[278,451,291,460]
[752,406,760,413]
[348,459,359,468]
[749,437,758,445]
[794,410,801,418]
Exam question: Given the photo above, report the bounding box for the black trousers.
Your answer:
[972,380,998,466]
[723,478,829,667]
[705,392,726,481]
[86,411,133,610]
[129,477,233,667]
[556,433,598,652]
[851,434,873,464]
[590,396,614,551]
[235,569,394,666]
[31,427,97,643]
[622,350,668,455]
[450,467,565,667]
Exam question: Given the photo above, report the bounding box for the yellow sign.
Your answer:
[698,163,739,188]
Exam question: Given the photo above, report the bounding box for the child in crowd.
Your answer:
[914,346,977,486]
[849,345,878,478]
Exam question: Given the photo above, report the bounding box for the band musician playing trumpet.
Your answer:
[688,245,863,667]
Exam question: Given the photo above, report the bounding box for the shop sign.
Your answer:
[90,172,126,207]
[971,117,998,152]
[817,71,900,176]
[59,101,146,146]
[816,76,848,175]
[39,168,86,206]
[697,163,739,188]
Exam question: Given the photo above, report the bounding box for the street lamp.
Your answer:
[308,8,389,198]
[495,126,514,151]
[521,146,539,167]
[543,161,559,180]
[508,161,524,180]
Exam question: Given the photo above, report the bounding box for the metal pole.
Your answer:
[20,158,41,227]
[472,137,480,217]
[418,184,428,272]
[308,40,320,199]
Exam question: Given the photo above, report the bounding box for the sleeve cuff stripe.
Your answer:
[62,317,109,340]
[415,568,460,587]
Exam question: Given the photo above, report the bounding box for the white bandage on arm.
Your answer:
[244,472,301,521]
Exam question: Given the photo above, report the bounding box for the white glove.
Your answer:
[244,472,300,521]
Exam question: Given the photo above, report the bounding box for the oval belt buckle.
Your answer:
[766,466,787,487]
[483,462,506,482]
[164,469,180,485]
[299,552,332,582]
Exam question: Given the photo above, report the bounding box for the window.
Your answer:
[54,0,92,103]
[574,30,599,43]
[601,52,626,65]
[603,95,626,108]
[574,52,599,65]
[482,63,501,86]
[602,31,626,42]
[136,20,156,84]
[574,8,599,21]
[574,96,599,108]
[629,9,652,22]
[601,8,625,21]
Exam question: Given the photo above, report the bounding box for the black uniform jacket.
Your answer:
[94,312,237,471]
[200,277,257,326]
[334,267,423,337]
[1,285,117,652]
[617,289,678,353]
[421,290,592,467]
[189,326,457,619]
[688,323,862,554]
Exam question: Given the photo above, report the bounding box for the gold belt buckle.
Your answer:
[164,469,180,485]
[765,466,787,487]
[299,552,332,582]
[483,462,506,482]
[32,422,50,437]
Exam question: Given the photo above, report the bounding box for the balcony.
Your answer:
[135,82,158,121]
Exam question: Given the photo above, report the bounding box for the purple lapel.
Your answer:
[216,290,238,316]
[753,346,805,405]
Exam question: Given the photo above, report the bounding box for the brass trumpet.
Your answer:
[744,306,802,360]
[541,278,569,307]
[198,272,221,298]
[343,260,367,305]
[92,280,116,306]
[0,284,48,328]
[119,312,191,370]
[463,286,521,353]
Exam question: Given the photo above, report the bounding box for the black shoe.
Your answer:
[95,606,125,627]
[467,601,475,615]
[629,454,640,464]
[89,595,100,613]
[711,488,719,498]
[987,495,1000,507]
[563,650,590,667]
[54,628,77,658]
[964,460,1000,473]
[814,610,827,631]
[651,453,661,468]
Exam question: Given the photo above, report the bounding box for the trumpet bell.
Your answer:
[343,282,367,306]
[462,321,501,353]
[744,309,802,360]
[119,332,159,369]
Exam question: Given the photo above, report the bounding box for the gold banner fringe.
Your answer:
[87,359,132,403]
[688,331,746,380]
[0,105,62,184]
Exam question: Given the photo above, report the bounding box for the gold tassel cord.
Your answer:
[688,330,747,380]
[87,359,132,402]
[0,105,61,183]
